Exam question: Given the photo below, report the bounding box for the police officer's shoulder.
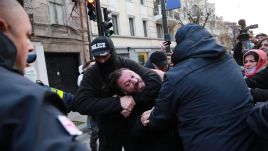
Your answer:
[8,72,68,114]
[43,91,68,115]
[1,71,46,103]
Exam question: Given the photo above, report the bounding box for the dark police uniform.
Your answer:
[0,32,87,151]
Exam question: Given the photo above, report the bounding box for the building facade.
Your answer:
[21,0,234,93]
[91,0,233,63]
[23,0,88,93]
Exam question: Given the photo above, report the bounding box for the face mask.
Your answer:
[245,67,256,74]
[25,65,37,83]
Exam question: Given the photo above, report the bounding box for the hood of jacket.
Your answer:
[0,32,18,72]
[171,24,226,65]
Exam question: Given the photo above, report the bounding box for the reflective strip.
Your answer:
[51,87,64,99]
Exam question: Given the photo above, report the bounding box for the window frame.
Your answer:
[129,17,135,36]
[48,1,65,25]
[156,24,163,38]
[143,20,148,37]
[112,15,119,35]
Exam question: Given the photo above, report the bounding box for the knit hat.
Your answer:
[91,36,115,57]
[150,51,168,67]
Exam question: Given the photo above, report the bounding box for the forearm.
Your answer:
[74,95,122,115]
[74,72,123,115]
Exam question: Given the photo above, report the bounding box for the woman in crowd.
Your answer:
[243,49,268,103]
[243,49,267,78]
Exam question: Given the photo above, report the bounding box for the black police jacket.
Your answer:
[0,32,86,151]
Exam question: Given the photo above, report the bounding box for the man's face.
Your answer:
[1,7,33,74]
[259,39,268,54]
[117,69,145,94]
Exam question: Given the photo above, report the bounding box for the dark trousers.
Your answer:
[90,125,99,151]
[87,116,99,151]
[98,131,130,151]
[129,130,182,151]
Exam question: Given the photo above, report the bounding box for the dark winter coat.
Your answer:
[247,102,268,139]
[245,66,268,102]
[250,88,268,102]
[232,41,244,66]
[0,32,86,151]
[148,24,262,151]
[246,66,268,89]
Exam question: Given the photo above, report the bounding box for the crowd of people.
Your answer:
[2,0,268,151]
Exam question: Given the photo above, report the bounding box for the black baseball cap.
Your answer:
[90,36,114,57]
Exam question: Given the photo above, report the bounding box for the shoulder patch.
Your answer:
[57,115,83,136]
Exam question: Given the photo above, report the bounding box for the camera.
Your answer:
[237,19,258,41]
[165,41,171,45]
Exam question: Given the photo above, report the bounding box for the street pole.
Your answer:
[79,0,88,63]
[160,0,171,53]
[84,1,93,60]
[95,0,104,36]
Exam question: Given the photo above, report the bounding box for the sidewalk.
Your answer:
[68,111,87,125]
[68,112,92,150]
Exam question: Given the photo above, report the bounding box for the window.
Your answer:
[143,20,148,37]
[129,18,135,36]
[156,24,163,38]
[112,15,119,35]
[49,2,64,25]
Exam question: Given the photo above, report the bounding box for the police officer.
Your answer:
[0,0,86,150]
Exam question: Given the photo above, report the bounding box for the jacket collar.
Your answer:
[0,32,19,73]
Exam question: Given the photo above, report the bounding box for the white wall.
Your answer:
[32,42,49,85]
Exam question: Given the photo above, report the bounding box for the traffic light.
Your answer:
[102,8,114,37]
[86,0,96,21]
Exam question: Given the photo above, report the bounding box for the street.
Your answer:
[76,126,92,151]
[68,112,92,150]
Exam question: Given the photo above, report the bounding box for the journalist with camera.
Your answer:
[232,19,267,65]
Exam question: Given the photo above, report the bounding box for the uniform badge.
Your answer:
[57,115,83,136]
